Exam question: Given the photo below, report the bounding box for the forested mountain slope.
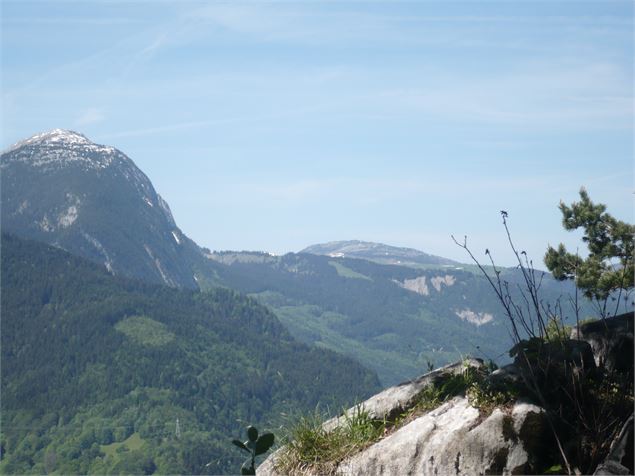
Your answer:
[204,250,610,386]
[0,129,607,388]
[0,234,380,474]
[0,129,206,288]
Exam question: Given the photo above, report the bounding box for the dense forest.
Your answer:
[205,251,599,385]
[0,234,380,474]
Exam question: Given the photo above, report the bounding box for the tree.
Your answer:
[452,190,634,475]
[544,187,634,316]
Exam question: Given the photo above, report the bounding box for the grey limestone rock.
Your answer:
[489,363,521,385]
[259,314,635,476]
[335,399,546,476]
[257,357,552,476]
[322,358,483,432]
[570,312,633,373]
[259,398,548,476]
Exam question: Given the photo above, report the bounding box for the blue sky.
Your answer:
[2,1,633,267]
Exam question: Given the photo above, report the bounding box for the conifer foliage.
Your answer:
[544,188,634,312]
[0,234,379,474]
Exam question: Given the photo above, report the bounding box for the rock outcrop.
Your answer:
[323,359,483,431]
[336,399,547,476]
[570,312,633,374]
[258,359,550,476]
[259,313,635,476]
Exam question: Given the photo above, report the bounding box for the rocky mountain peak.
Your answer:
[2,128,118,171]
[1,129,199,288]
[11,128,91,147]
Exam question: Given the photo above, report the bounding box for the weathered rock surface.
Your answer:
[570,312,633,373]
[259,314,634,476]
[258,359,552,476]
[259,398,548,476]
[322,358,483,432]
[337,399,547,476]
[489,363,521,385]
[594,413,634,476]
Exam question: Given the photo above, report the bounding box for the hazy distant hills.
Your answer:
[206,250,515,384]
[0,130,602,388]
[301,240,459,268]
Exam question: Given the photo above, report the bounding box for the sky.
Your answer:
[2,0,633,268]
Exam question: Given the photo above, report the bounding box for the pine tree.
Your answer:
[544,187,634,314]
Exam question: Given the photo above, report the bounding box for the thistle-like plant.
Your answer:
[232,425,275,475]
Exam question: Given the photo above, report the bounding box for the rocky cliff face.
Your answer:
[1,129,205,288]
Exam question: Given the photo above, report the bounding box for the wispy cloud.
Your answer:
[74,108,105,127]
[178,4,631,51]
[100,103,327,139]
[3,17,146,25]
[379,61,632,130]
[226,174,561,206]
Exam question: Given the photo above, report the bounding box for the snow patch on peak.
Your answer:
[1,128,119,170]
[6,129,90,151]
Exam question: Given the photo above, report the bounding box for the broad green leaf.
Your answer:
[232,439,250,453]
[255,433,275,456]
[247,425,259,442]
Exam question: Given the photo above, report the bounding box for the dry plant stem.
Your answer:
[450,234,522,341]
[451,228,573,475]
[501,215,549,338]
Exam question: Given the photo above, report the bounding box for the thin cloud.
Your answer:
[74,108,105,127]
[226,175,562,205]
[3,17,146,25]
[380,61,632,130]
[100,107,319,140]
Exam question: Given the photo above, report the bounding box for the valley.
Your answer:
[0,233,379,474]
[1,130,630,474]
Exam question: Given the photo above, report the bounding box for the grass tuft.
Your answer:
[275,406,383,475]
[275,362,520,474]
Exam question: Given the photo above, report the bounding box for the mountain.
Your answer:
[205,251,587,385]
[0,233,380,474]
[301,240,459,268]
[1,129,204,288]
[1,130,616,388]
[218,249,629,386]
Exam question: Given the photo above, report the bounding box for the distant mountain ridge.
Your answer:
[301,240,460,268]
[1,129,204,288]
[2,129,616,388]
